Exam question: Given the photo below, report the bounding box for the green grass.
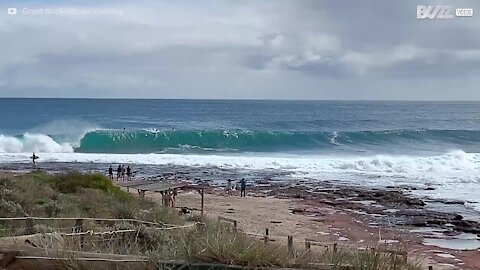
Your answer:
[30,171,126,198]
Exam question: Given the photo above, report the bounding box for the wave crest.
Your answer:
[0,133,74,153]
[76,129,480,154]
[0,128,479,154]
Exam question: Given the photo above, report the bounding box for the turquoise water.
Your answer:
[0,99,479,154]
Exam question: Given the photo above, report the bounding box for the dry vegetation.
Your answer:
[0,171,182,223]
[0,171,422,270]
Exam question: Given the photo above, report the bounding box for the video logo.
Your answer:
[417,6,454,19]
[7,8,17,15]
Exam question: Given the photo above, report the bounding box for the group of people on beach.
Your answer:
[226,178,247,197]
[109,165,132,181]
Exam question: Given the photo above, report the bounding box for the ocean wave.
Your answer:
[0,128,480,154]
[76,128,480,153]
[0,133,74,153]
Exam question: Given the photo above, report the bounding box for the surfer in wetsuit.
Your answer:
[31,152,39,165]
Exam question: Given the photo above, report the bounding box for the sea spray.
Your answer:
[0,133,73,153]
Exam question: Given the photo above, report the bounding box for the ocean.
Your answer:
[0,99,479,212]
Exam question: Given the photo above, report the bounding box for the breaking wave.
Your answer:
[0,128,479,154]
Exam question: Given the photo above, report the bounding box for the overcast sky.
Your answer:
[0,0,479,100]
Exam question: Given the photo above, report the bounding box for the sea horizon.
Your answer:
[1,97,480,102]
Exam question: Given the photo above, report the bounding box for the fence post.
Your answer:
[75,218,84,248]
[218,216,237,232]
[264,228,269,243]
[305,239,311,250]
[25,218,34,235]
[200,188,204,216]
[287,235,293,254]
[74,218,83,233]
[428,266,433,270]
[333,243,338,253]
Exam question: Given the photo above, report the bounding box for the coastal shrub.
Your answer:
[184,212,207,223]
[143,204,184,225]
[177,222,290,267]
[0,173,55,217]
[314,244,421,270]
[54,193,84,218]
[3,172,177,220]
[350,247,421,270]
[40,171,121,195]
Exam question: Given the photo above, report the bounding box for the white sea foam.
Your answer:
[0,149,479,210]
[0,120,100,153]
[29,119,100,148]
[0,133,74,153]
[0,150,477,175]
[329,131,340,145]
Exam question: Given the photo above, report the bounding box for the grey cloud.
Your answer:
[0,0,479,99]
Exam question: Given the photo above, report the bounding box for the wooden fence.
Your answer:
[0,215,434,269]
[216,216,432,269]
[0,217,194,233]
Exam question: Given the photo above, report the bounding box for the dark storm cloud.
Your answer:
[0,0,479,99]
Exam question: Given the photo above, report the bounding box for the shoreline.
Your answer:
[2,160,479,216]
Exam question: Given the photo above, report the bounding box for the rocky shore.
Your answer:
[248,180,480,236]
[3,163,480,240]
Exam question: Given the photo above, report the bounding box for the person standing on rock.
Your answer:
[108,165,113,180]
[116,165,122,180]
[226,179,233,195]
[126,165,132,181]
[239,178,246,197]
